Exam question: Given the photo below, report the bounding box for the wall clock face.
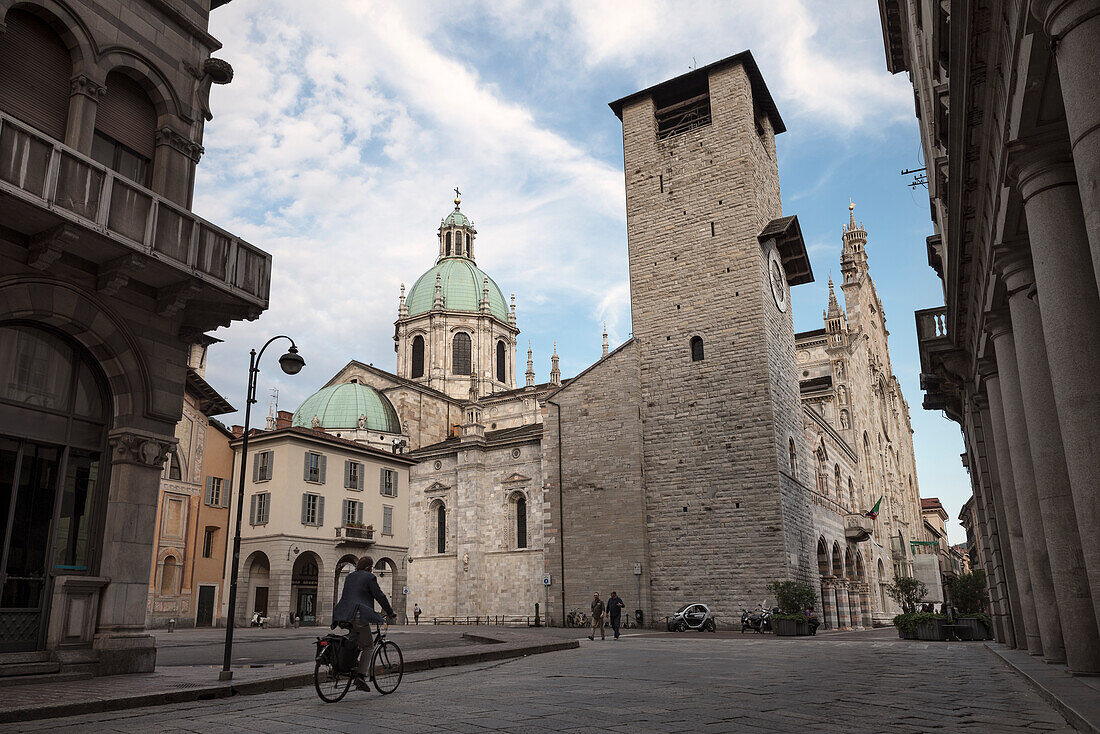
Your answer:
[769,249,788,312]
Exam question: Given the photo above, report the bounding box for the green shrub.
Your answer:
[886,575,927,613]
[766,581,818,615]
[771,613,809,622]
[947,570,988,615]
[959,611,993,635]
[892,612,946,633]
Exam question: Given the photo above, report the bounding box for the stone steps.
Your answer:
[0,661,61,677]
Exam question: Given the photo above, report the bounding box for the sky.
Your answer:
[197,0,969,543]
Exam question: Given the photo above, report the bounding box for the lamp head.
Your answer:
[279,346,305,375]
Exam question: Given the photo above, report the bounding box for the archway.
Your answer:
[375,557,397,601]
[243,551,270,623]
[291,551,323,625]
[856,552,872,627]
[333,554,358,614]
[832,542,850,629]
[877,558,888,611]
[816,537,836,630]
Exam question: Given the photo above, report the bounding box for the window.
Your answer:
[445,231,452,255]
[433,501,447,554]
[383,505,394,536]
[159,555,180,595]
[0,10,72,141]
[380,468,398,497]
[835,465,842,504]
[453,332,472,375]
[411,335,425,379]
[253,451,273,482]
[345,460,364,490]
[496,340,507,382]
[91,132,150,187]
[249,492,270,525]
[168,450,182,480]
[205,476,224,507]
[788,437,797,475]
[690,336,704,362]
[92,72,157,187]
[303,451,326,483]
[513,493,528,549]
[849,478,856,511]
[654,83,711,139]
[202,527,216,558]
[301,493,324,526]
[342,499,363,526]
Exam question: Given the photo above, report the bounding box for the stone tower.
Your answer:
[611,51,815,611]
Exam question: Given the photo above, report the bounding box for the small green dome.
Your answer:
[442,208,473,229]
[292,382,401,433]
[406,258,509,321]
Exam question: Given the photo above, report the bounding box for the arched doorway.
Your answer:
[292,552,323,625]
[243,551,270,622]
[877,558,888,611]
[374,557,396,601]
[333,554,358,613]
[0,323,110,652]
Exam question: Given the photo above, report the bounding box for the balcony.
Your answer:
[0,112,270,333]
[844,514,874,542]
[335,526,375,546]
[915,306,963,421]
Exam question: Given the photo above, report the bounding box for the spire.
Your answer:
[398,282,408,317]
[525,341,535,388]
[826,276,841,319]
[841,200,869,285]
[433,273,444,310]
[509,294,516,326]
[549,342,561,386]
[480,275,490,313]
[602,322,609,358]
[848,198,856,229]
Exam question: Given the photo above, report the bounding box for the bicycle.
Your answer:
[314,621,403,702]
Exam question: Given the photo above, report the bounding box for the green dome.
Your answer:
[406,257,509,321]
[292,382,401,433]
[442,208,473,229]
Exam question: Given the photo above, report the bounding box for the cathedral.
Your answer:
[298,51,935,629]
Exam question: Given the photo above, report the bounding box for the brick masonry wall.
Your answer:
[543,341,650,625]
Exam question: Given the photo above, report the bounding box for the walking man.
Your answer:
[607,591,625,639]
[589,591,605,640]
[413,603,421,625]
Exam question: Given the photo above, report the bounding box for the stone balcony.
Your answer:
[0,112,270,334]
[844,514,875,542]
[335,526,375,546]
[915,305,963,421]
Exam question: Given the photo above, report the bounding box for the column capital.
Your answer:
[1031,0,1100,37]
[1006,138,1078,204]
[70,74,106,100]
[984,309,1014,341]
[992,239,1036,296]
[977,355,999,379]
[155,126,204,163]
[108,428,176,468]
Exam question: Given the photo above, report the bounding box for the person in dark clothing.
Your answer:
[332,556,396,688]
[606,591,626,639]
[805,608,820,636]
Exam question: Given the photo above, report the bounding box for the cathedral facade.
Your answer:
[299,52,934,629]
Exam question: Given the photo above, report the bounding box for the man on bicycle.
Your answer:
[332,557,396,689]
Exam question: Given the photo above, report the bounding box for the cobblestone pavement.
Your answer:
[8,629,1076,734]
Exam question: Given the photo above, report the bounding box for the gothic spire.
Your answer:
[398,282,408,317]
[433,273,444,310]
[602,322,609,358]
[549,342,561,386]
[826,276,842,319]
[840,200,869,284]
[525,342,535,388]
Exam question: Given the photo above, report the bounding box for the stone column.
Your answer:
[1032,0,1100,290]
[820,577,838,630]
[152,127,202,208]
[847,585,861,629]
[998,251,1100,673]
[66,75,104,154]
[834,580,851,630]
[859,583,873,628]
[95,428,176,674]
[986,313,1064,661]
[981,364,1034,650]
[1010,142,1100,642]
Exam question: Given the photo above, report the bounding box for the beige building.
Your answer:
[224,419,414,627]
[881,0,1100,674]
[0,0,270,675]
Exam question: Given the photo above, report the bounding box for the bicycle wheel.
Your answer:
[370,640,403,694]
[314,656,354,703]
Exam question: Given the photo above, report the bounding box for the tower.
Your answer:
[611,51,814,609]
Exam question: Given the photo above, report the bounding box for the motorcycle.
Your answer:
[740,602,775,634]
[666,603,717,632]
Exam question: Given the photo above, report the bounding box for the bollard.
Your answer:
[167,619,175,632]
[535,602,541,627]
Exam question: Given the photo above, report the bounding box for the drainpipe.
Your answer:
[547,398,566,627]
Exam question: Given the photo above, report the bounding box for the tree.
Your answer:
[947,570,988,615]
[886,575,927,614]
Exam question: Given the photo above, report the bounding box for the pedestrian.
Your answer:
[332,556,396,691]
[414,603,421,625]
[607,591,625,639]
[588,591,605,640]
[805,607,820,636]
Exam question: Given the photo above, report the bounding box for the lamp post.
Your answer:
[220,336,304,681]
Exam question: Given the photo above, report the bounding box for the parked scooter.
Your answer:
[740,602,775,634]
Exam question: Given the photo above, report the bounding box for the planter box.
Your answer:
[916,619,947,641]
[774,618,810,636]
[897,627,918,639]
[956,617,991,640]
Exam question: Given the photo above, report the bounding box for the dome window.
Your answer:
[445,231,452,256]
[496,340,506,382]
[411,335,425,379]
[453,332,472,375]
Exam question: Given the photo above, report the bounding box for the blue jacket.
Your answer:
[332,570,395,628]
[606,596,626,617]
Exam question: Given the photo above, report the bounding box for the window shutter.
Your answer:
[95,71,157,161]
[205,477,214,505]
[319,455,327,484]
[393,472,398,497]
[301,494,309,524]
[253,453,260,482]
[379,467,385,493]
[357,463,365,490]
[317,496,325,526]
[264,452,273,481]
[344,460,351,489]
[304,452,311,481]
[249,494,257,525]
[261,494,269,523]
[0,11,72,141]
[356,501,364,524]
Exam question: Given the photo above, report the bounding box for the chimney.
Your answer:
[276,410,293,429]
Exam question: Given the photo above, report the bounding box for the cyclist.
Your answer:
[332,556,396,690]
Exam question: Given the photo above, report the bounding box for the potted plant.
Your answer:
[766,581,818,636]
[948,570,993,640]
[887,576,946,640]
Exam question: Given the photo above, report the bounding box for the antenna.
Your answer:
[269,387,279,416]
[901,166,927,189]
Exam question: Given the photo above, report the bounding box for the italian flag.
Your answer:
[865,496,883,519]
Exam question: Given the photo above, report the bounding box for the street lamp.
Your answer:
[220,336,304,681]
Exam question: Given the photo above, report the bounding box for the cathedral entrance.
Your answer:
[0,324,109,652]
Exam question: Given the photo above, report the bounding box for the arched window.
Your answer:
[168,450,182,480]
[411,335,425,379]
[513,493,528,549]
[452,332,471,375]
[849,477,856,511]
[834,465,842,503]
[458,232,465,256]
[435,503,447,554]
[92,71,157,187]
[160,555,180,595]
[788,437,797,475]
[690,336,704,362]
[0,10,72,141]
[445,232,452,256]
[496,340,506,383]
